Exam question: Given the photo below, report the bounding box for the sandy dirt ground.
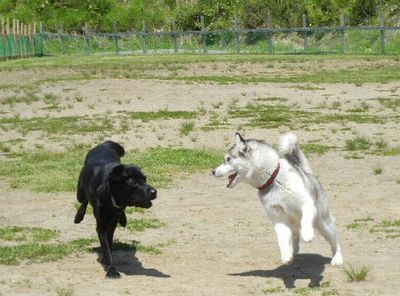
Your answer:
[0,60,399,296]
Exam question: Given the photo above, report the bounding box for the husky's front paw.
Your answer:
[301,227,314,242]
[281,254,293,265]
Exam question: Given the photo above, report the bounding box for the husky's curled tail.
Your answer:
[278,133,313,175]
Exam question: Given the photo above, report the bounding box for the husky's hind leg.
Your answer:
[316,214,343,266]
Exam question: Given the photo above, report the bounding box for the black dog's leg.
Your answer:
[119,212,127,227]
[74,199,89,224]
[97,218,120,279]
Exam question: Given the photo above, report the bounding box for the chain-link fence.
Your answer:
[2,17,400,59]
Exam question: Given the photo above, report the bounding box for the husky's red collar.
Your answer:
[257,163,280,191]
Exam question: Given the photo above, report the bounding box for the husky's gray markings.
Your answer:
[213,133,343,266]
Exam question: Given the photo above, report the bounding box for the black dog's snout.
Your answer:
[149,188,157,199]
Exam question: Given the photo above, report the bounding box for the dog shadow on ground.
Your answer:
[91,241,170,278]
[229,253,330,288]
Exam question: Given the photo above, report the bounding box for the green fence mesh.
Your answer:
[1,25,400,59]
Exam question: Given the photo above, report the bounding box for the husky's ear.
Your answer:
[109,164,126,182]
[235,132,245,147]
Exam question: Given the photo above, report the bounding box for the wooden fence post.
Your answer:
[39,22,44,56]
[85,22,91,54]
[33,22,36,56]
[1,17,5,59]
[60,24,65,55]
[172,20,178,53]
[267,10,273,53]
[302,14,308,52]
[113,22,119,55]
[201,15,206,53]
[5,18,11,58]
[16,19,21,57]
[12,19,17,58]
[142,20,147,54]
[380,13,385,54]
[340,14,345,54]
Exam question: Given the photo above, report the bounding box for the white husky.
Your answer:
[212,132,343,266]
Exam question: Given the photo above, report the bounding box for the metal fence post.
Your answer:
[234,17,240,54]
[267,10,273,53]
[142,21,147,54]
[303,14,308,52]
[380,13,385,54]
[113,22,119,55]
[340,14,345,54]
[85,22,91,54]
[60,24,65,55]
[172,20,178,53]
[201,15,207,53]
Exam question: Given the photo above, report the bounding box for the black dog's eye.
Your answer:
[127,178,136,185]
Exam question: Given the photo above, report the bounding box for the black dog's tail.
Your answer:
[103,141,125,157]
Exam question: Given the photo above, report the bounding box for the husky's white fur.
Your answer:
[213,132,343,266]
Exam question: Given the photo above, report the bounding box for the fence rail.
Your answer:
[2,14,400,60]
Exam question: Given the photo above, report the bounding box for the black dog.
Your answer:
[74,141,157,278]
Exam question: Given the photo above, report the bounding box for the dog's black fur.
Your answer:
[74,141,157,278]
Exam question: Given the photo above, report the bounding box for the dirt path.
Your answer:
[0,66,400,295]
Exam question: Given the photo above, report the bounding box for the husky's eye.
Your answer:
[226,157,231,162]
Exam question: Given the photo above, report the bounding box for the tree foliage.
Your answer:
[0,0,399,32]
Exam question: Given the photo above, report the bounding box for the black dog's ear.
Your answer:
[109,164,126,182]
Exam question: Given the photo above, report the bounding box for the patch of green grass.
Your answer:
[228,101,384,130]
[382,146,400,156]
[262,287,284,294]
[370,219,400,238]
[301,143,334,156]
[0,142,11,153]
[0,238,96,265]
[125,207,145,215]
[344,265,369,282]
[291,85,326,91]
[293,287,315,295]
[0,226,59,242]
[0,92,40,106]
[229,103,313,129]
[344,137,372,151]
[346,216,374,230]
[1,115,114,135]
[179,121,195,136]
[126,218,165,232]
[0,147,222,192]
[54,285,75,296]
[125,110,197,122]
[372,166,383,175]
[377,97,400,111]
[255,97,288,103]
[113,240,175,255]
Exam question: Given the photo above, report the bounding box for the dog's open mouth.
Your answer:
[135,200,153,209]
[227,172,238,187]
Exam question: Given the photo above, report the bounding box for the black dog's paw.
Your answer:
[106,266,121,279]
[74,212,84,224]
[119,212,127,227]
